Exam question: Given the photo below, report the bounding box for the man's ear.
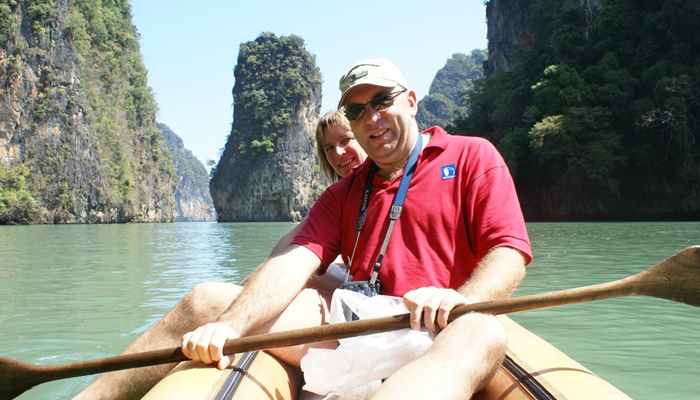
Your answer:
[406,90,418,117]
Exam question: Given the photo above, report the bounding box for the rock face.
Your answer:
[210,33,324,222]
[485,0,601,74]
[485,0,531,74]
[0,0,175,223]
[474,0,699,220]
[158,123,215,222]
[416,50,487,130]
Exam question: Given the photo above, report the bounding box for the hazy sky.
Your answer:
[130,1,488,165]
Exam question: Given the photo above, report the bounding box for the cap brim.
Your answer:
[338,78,401,108]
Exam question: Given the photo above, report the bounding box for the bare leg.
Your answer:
[73,282,242,400]
[257,288,334,366]
[73,283,331,400]
[370,313,506,400]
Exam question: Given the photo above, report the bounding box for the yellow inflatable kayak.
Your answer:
[142,316,630,400]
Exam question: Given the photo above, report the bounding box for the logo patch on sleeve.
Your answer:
[440,164,457,180]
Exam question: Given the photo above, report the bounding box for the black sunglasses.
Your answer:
[343,88,407,121]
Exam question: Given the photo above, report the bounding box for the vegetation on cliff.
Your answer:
[230,32,321,157]
[0,0,175,223]
[455,0,700,220]
[416,50,487,130]
[0,163,42,223]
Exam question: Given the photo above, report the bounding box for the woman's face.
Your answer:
[322,124,367,178]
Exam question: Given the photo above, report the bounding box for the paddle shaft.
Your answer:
[31,272,643,381]
[4,244,698,399]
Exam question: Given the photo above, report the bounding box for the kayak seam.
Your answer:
[499,355,557,400]
[530,366,594,378]
[214,351,259,400]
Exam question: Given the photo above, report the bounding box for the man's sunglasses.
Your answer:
[343,88,407,121]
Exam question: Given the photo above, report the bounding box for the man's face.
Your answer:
[341,84,418,169]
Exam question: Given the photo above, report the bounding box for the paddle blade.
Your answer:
[637,245,700,306]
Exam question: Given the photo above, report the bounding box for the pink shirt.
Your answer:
[293,126,532,296]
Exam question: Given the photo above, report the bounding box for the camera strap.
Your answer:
[346,134,423,292]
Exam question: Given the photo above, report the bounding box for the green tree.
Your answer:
[0,164,44,224]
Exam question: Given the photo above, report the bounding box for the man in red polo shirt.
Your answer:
[288,59,532,397]
[293,124,530,298]
[181,58,531,399]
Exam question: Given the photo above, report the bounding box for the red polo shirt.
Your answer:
[292,126,532,297]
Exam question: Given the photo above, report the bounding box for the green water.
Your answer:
[1,222,699,399]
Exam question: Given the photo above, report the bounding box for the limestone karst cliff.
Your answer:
[158,123,214,222]
[0,0,175,224]
[209,33,324,222]
[485,0,601,74]
[459,0,700,220]
[416,50,487,130]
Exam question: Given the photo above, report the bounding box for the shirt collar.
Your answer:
[422,125,450,151]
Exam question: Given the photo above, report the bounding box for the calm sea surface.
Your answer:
[1,222,699,399]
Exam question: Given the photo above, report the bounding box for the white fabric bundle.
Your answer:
[300,289,433,399]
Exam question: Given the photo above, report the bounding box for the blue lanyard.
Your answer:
[347,134,423,290]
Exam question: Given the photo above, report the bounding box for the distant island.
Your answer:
[159,123,215,222]
[209,33,325,222]
[416,49,487,131]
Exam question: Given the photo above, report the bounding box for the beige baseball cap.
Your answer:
[338,58,408,107]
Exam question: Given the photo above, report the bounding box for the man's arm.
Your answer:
[403,246,526,333]
[458,246,526,302]
[181,244,321,369]
[269,221,305,257]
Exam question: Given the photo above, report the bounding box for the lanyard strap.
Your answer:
[346,164,375,270]
[347,134,423,287]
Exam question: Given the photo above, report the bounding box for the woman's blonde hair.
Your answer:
[315,110,352,181]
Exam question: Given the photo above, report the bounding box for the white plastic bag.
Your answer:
[300,289,433,399]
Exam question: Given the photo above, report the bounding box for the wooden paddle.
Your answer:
[2,245,699,400]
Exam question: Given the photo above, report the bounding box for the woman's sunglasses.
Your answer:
[343,88,407,121]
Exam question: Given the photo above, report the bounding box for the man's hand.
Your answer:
[181,322,241,370]
[402,287,470,333]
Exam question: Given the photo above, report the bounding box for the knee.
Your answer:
[437,313,506,362]
[180,282,242,325]
[461,313,505,350]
